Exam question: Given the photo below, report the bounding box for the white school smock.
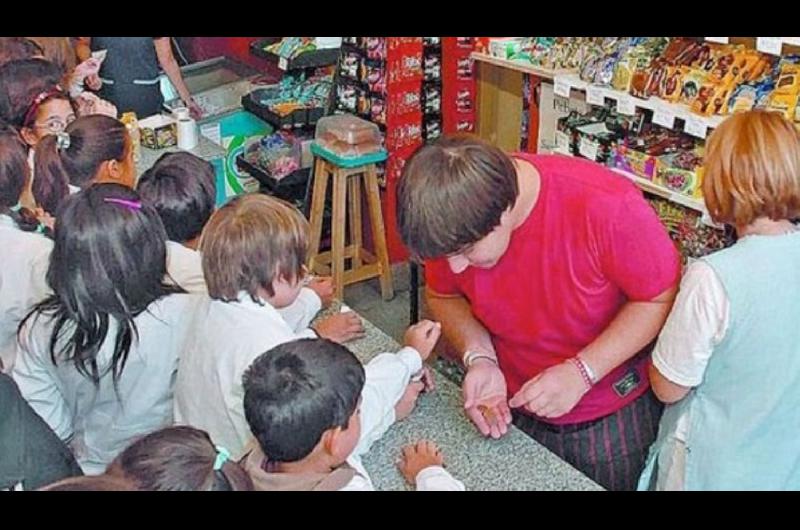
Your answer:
[164,240,322,332]
[0,215,52,372]
[12,293,201,474]
[174,293,318,458]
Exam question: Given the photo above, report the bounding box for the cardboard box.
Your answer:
[139,115,177,149]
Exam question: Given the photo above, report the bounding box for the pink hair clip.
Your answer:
[103,197,142,210]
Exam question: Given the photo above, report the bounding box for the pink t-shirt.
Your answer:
[426,153,681,424]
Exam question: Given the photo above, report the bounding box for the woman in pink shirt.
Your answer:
[397,135,680,490]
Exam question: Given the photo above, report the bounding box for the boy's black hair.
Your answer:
[137,152,216,243]
[242,339,365,464]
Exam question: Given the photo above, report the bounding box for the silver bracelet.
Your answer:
[462,350,499,369]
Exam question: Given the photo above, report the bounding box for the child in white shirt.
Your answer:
[174,194,364,457]
[240,329,465,491]
[137,152,334,332]
[13,184,200,474]
[0,124,52,372]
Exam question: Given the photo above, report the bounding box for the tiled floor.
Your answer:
[342,262,419,344]
[343,263,466,385]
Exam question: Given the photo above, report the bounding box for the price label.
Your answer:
[653,107,676,129]
[684,116,708,139]
[616,95,636,116]
[554,78,572,98]
[554,131,571,155]
[586,85,606,106]
[705,37,729,44]
[783,37,800,46]
[278,57,288,70]
[756,37,783,56]
[578,137,599,161]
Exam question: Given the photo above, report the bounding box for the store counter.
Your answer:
[338,303,604,491]
[137,134,227,176]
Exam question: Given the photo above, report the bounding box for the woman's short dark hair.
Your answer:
[107,426,253,491]
[242,338,366,464]
[137,152,216,243]
[396,134,519,260]
[19,183,183,387]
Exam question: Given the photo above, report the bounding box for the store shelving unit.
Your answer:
[552,72,725,140]
[471,52,572,80]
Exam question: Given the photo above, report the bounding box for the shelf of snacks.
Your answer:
[236,130,307,189]
[610,167,706,213]
[471,52,573,80]
[422,37,443,143]
[553,72,726,137]
[553,104,722,228]
[333,37,426,262]
[241,73,332,130]
[548,37,800,138]
[704,37,800,54]
[647,197,734,265]
[250,38,341,71]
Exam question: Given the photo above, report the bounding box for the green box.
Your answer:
[200,110,273,205]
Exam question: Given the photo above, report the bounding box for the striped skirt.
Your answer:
[513,390,663,491]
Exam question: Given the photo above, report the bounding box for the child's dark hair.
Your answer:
[0,38,44,66]
[137,152,216,243]
[0,58,62,127]
[18,183,183,387]
[243,338,366,463]
[39,474,137,491]
[33,114,128,215]
[0,123,50,237]
[106,426,253,491]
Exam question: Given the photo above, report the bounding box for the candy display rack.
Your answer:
[332,37,425,263]
[249,39,341,72]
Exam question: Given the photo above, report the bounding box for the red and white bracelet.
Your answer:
[568,357,597,392]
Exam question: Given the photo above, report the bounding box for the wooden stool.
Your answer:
[307,144,394,301]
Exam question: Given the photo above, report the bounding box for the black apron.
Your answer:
[92,37,164,118]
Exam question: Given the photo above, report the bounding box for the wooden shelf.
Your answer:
[471,52,573,80]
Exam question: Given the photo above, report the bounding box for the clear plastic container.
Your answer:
[315,114,381,145]
[314,114,382,158]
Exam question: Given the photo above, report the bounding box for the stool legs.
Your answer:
[307,158,329,269]
[307,158,394,302]
[365,164,394,301]
[331,168,348,301]
[348,175,363,270]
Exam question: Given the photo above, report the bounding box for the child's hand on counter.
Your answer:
[416,365,436,393]
[306,276,335,308]
[397,440,445,486]
[394,380,425,422]
[403,320,442,361]
[312,312,365,344]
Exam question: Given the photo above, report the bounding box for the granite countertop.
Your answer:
[340,305,604,491]
[136,132,227,176]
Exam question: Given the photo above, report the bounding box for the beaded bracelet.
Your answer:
[568,357,594,392]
